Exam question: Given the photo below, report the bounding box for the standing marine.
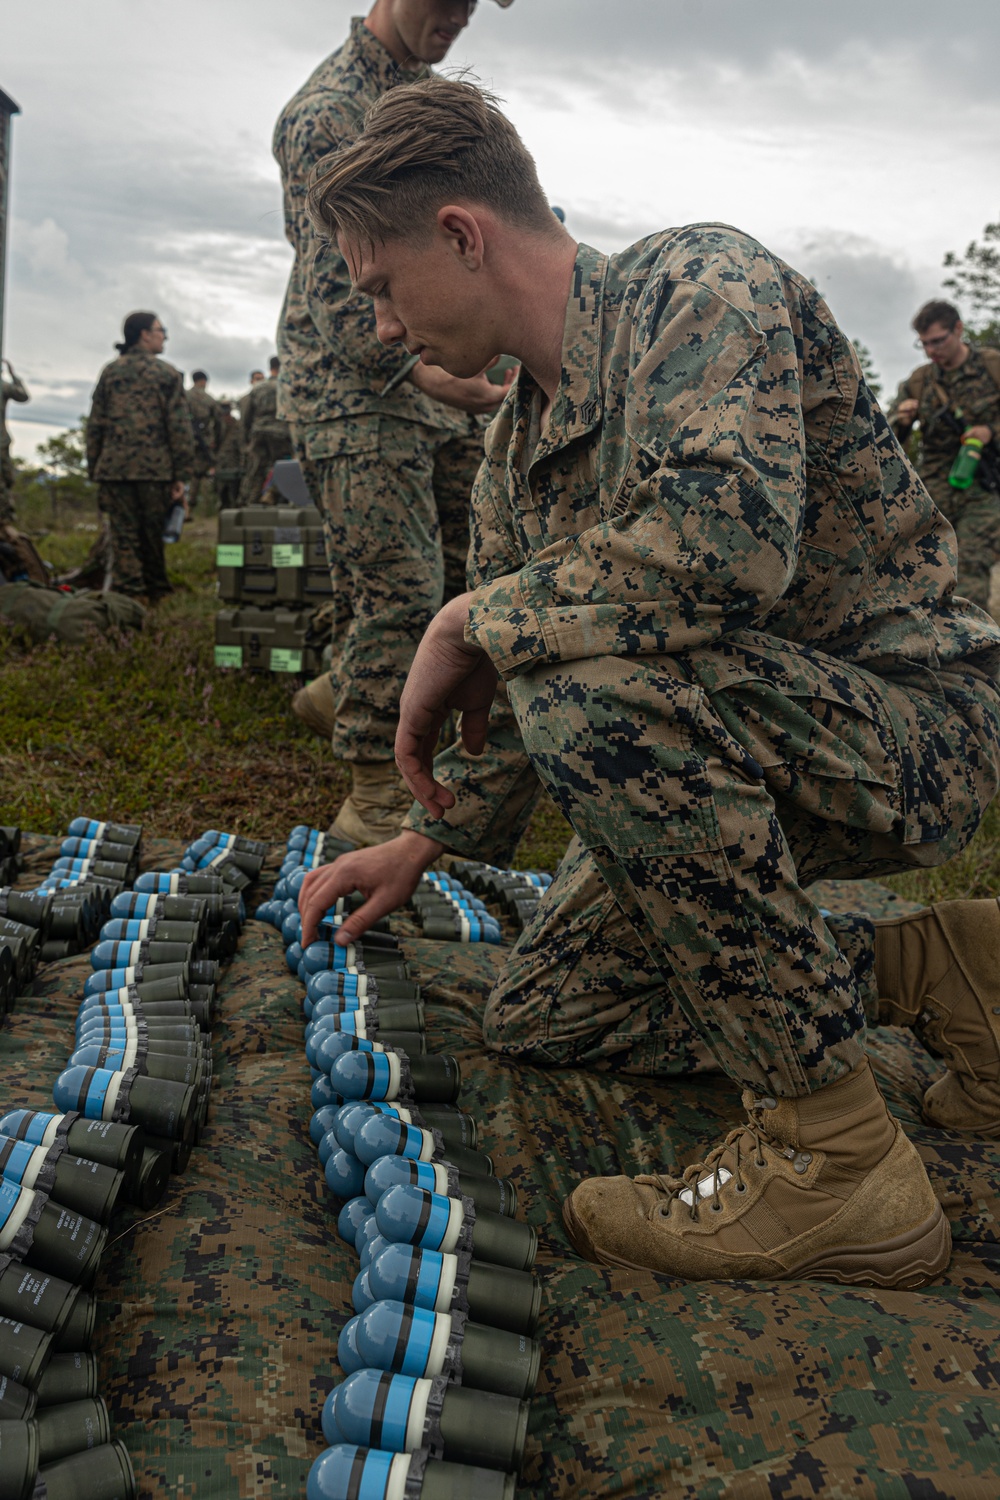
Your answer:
[214,402,243,510]
[889,299,1000,610]
[186,371,224,510]
[273,0,514,846]
[0,357,30,524]
[239,356,292,504]
[86,311,195,603]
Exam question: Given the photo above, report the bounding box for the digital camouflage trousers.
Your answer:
[99,481,174,599]
[315,416,483,762]
[484,629,1000,1096]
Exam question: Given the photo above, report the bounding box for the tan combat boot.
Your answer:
[291,672,336,742]
[563,1059,950,1289]
[874,899,1000,1136]
[329,761,415,847]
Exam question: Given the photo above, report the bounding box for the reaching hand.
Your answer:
[298,832,443,947]
[395,593,499,820]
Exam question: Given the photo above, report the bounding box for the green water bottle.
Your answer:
[949,433,984,490]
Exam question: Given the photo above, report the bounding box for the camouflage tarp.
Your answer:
[2,836,999,1498]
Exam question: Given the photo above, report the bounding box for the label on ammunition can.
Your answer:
[271,544,304,568]
[270,649,303,673]
[216,544,245,567]
[214,646,243,669]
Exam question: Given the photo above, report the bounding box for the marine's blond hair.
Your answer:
[308,76,557,250]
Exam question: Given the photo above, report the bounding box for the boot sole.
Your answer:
[563,1197,951,1291]
[790,1203,952,1289]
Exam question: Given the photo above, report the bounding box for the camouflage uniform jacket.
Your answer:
[272,17,467,458]
[215,415,244,476]
[236,386,259,430]
[87,350,196,482]
[888,345,1000,503]
[186,386,224,468]
[409,228,1000,860]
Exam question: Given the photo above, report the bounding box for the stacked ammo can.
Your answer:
[214,506,333,676]
[257,830,542,1500]
[0,818,262,1498]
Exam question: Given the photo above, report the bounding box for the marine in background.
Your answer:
[214,402,243,510]
[237,369,265,426]
[889,299,1000,610]
[186,370,225,510]
[0,357,30,524]
[239,356,292,505]
[86,311,195,603]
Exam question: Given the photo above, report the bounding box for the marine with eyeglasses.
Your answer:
[889,298,1000,610]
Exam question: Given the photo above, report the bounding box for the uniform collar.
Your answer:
[343,15,427,92]
[510,241,608,470]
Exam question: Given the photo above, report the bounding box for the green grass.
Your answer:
[7,497,998,897]
[883,798,1000,905]
[1,504,572,869]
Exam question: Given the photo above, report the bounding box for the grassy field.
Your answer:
[0,491,573,869]
[4,488,1000,901]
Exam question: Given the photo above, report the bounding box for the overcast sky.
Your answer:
[4,0,1000,459]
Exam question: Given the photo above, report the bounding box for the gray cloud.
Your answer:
[454,0,1000,92]
[778,233,931,396]
[2,0,998,433]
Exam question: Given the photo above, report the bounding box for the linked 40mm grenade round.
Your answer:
[0,1377,35,1422]
[354,1115,491,1179]
[330,1052,460,1106]
[325,1368,529,1472]
[0,1136,124,1224]
[307,1443,515,1500]
[364,1157,517,1220]
[53,1065,199,1146]
[66,818,140,846]
[368,1243,540,1337]
[0,1417,39,1500]
[0,1111,146,1200]
[351,1298,539,1399]
[332,1102,480,1157]
[375,1185,536,1272]
[0,1260,87,1343]
[0,1313,56,1387]
[37,1438,137,1500]
[34,1395,111,1465]
[0,1177,106,1286]
[34,1351,98,1407]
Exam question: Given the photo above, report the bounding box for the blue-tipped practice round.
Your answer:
[337,1316,365,1376]
[325,1147,367,1202]
[310,1105,342,1146]
[352,1267,375,1315]
[337,1196,374,1247]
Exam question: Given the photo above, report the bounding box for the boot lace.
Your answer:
[637,1099,811,1223]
